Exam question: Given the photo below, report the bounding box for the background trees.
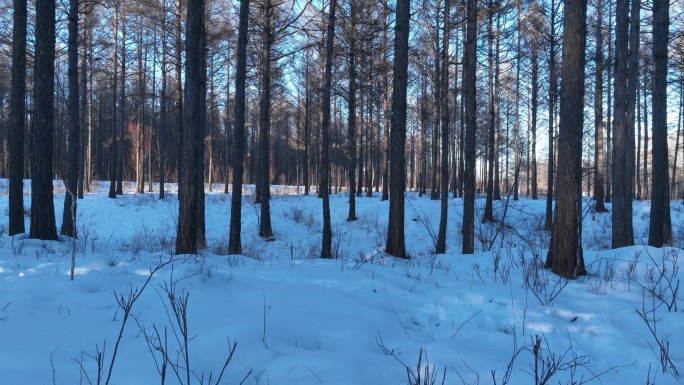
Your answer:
[0,0,681,255]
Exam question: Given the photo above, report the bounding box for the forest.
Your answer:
[2,0,684,383]
[0,0,683,276]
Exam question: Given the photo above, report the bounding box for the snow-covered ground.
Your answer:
[0,180,683,384]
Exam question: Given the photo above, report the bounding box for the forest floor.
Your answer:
[0,180,683,384]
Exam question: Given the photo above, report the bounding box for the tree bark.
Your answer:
[593,0,606,212]
[544,0,557,231]
[462,0,477,254]
[30,0,58,241]
[545,0,587,279]
[648,0,672,247]
[436,0,451,254]
[385,0,410,259]
[258,0,274,239]
[611,0,634,248]
[320,0,336,259]
[176,0,205,254]
[483,0,496,221]
[9,0,27,235]
[61,0,80,237]
[108,4,119,199]
[347,1,358,221]
[228,0,250,255]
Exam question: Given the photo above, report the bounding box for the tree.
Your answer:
[61,0,80,237]
[108,1,120,200]
[592,0,607,213]
[544,0,558,231]
[435,0,450,254]
[385,0,410,259]
[648,0,672,247]
[257,0,275,239]
[159,0,169,200]
[483,0,495,220]
[462,0,477,254]
[611,0,635,248]
[228,0,250,255]
[320,0,336,259]
[545,0,587,279]
[345,0,359,221]
[30,0,58,240]
[8,0,27,236]
[176,0,205,254]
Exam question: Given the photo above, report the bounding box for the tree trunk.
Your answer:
[545,0,587,279]
[611,0,635,248]
[228,0,249,255]
[347,2,358,220]
[109,4,119,199]
[385,0,410,259]
[381,8,390,201]
[593,0,606,212]
[462,0,477,254]
[531,36,539,201]
[648,0,672,247]
[61,0,80,237]
[483,0,496,221]
[320,0,336,258]
[303,51,311,195]
[436,0,451,254]
[544,0,557,231]
[431,0,442,201]
[258,0,274,239]
[116,13,126,195]
[159,4,168,200]
[30,0,58,241]
[176,0,205,254]
[8,0,27,235]
[493,16,501,201]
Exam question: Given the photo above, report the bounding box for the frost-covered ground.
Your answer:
[0,180,683,385]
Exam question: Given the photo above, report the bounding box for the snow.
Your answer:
[0,180,683,384]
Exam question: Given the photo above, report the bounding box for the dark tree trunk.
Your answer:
[9,0,27,235]
[436,0,451,254]
[611,0,634,248]
[229,0,249,255]
[545,0,587,279]
[431,0,442,201]
[159,5,167,200]
[648,0,672,247]
[593,0,606,212]
[513,3,520,202]
[483,0,495,221]
[462,0,477,254]
[108,5,119,199]
[176,0,205,254]
[544,0,557,231]
[175,0,183,187]
[303,52,311,195]
[320,0,336,259]
[385,0,410,259]
[531,37,539,201]
[347,3,358,221]
[258,0,274,239]
[643,78,649,199]
[30,0,58,240]
[493,16,501,201]
[61,0,80,237]
[381,8,390,201]
[116,14,126,195]
[78,13,88,199]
